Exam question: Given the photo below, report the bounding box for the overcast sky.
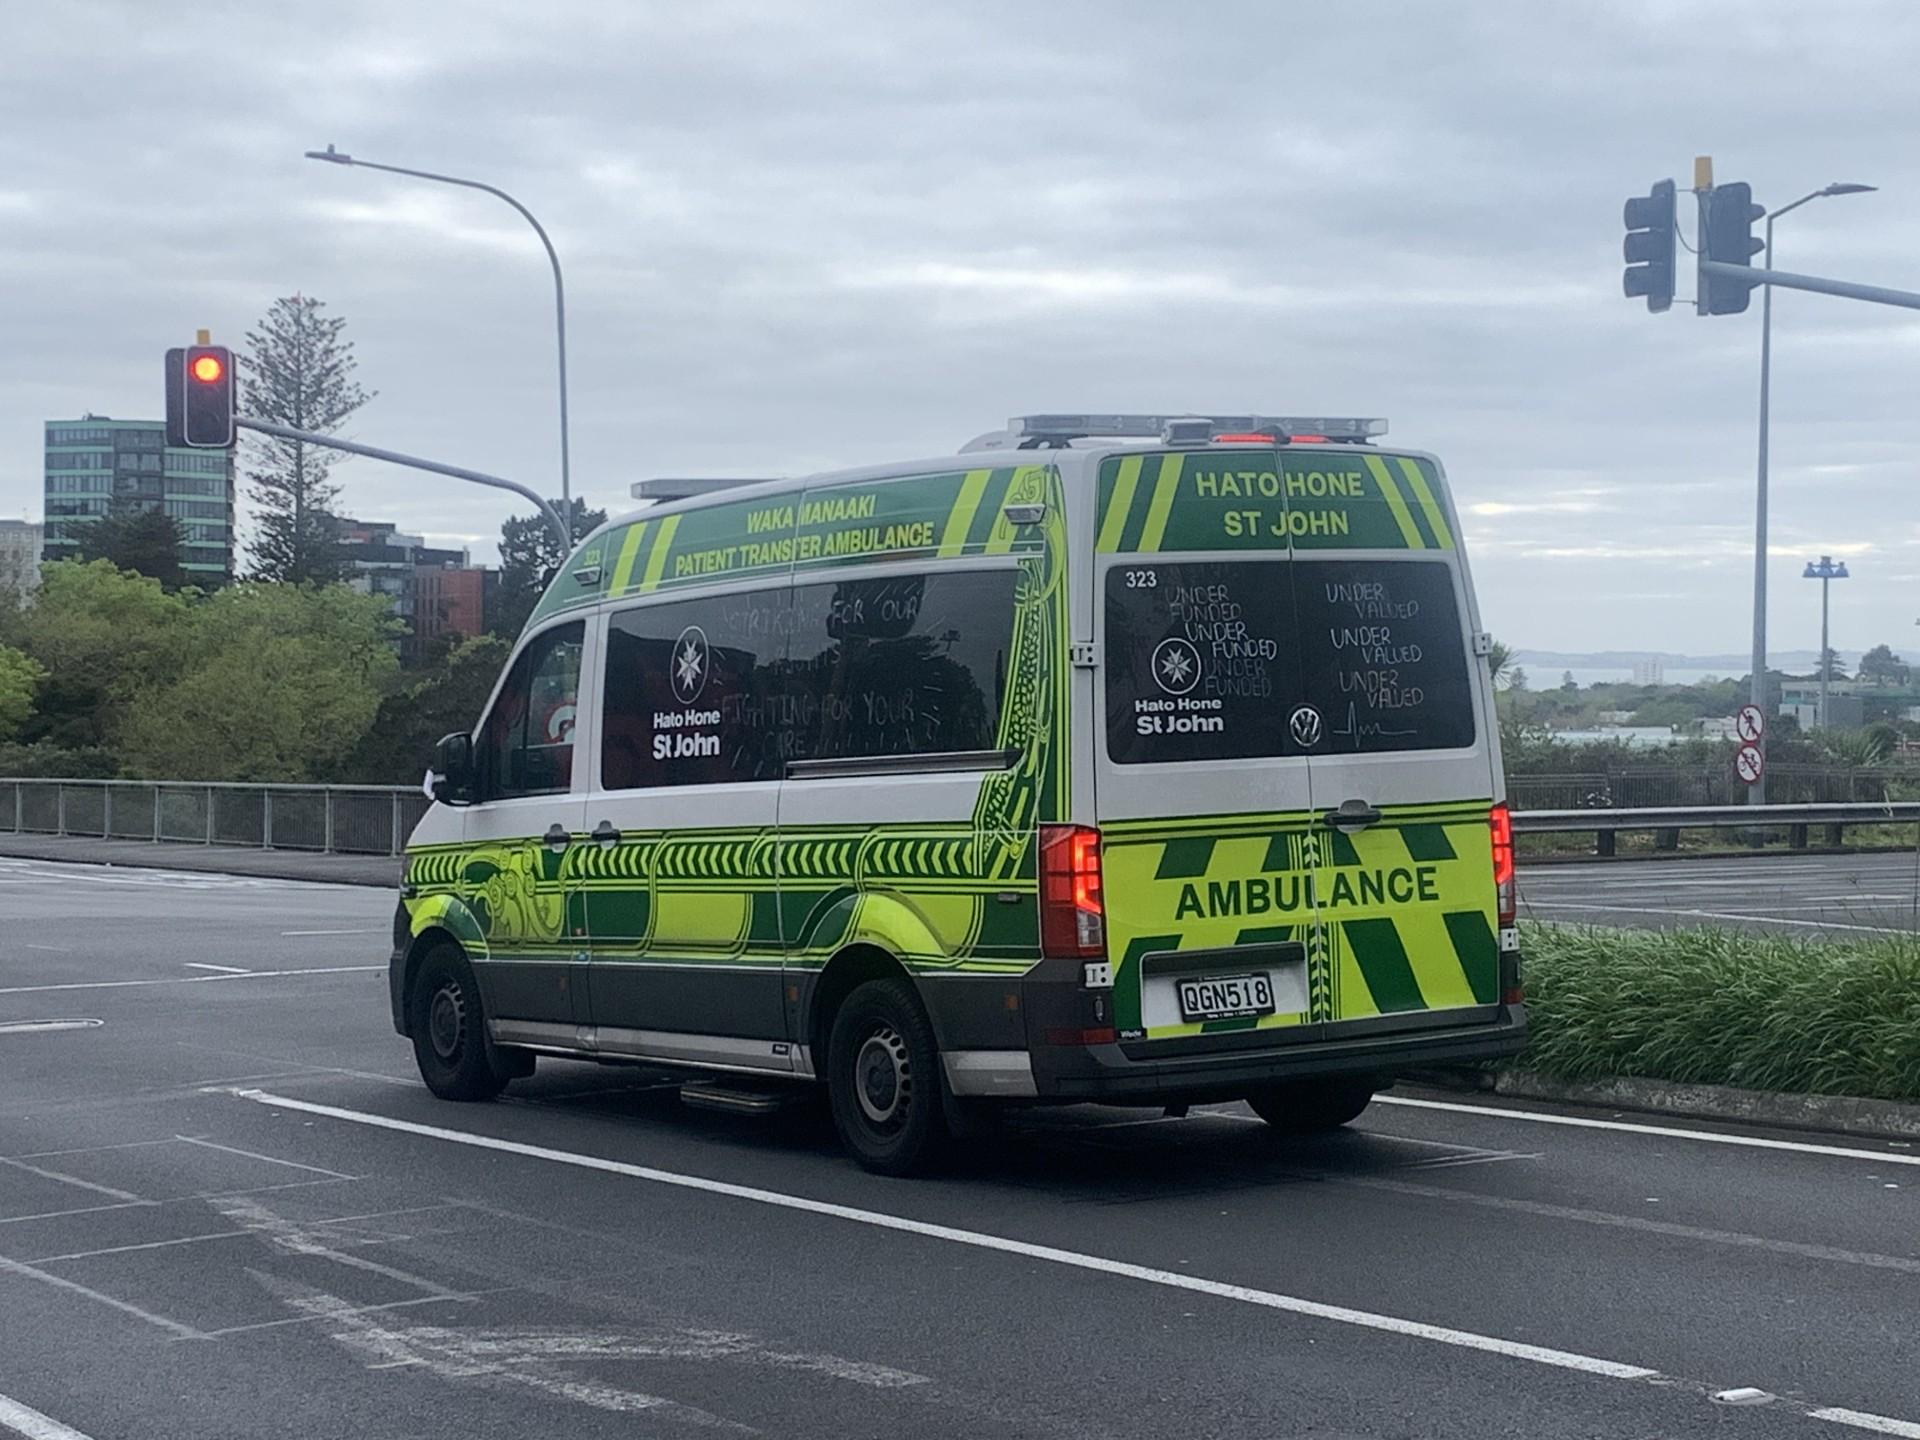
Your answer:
[4,0,1917,659]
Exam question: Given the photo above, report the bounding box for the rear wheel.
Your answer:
[826,978,948,1175]
[407,943,507,1102]
[1245,1079,1375,1133]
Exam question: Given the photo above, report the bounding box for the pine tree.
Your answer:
[241,295,374,584]
[75,507,189,591]
[490,497,606,638]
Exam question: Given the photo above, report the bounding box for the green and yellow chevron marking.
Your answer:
[1094,449,1457,554]
[1101,802,1498,1037]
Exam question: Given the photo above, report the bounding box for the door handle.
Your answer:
[543,823,571,851]
[1321,799,1383,833]
[592,820,622,846]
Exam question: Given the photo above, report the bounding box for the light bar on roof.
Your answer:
[1008,414,1388,442]
[630,476,779,502]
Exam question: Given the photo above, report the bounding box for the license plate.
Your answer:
[1176,973,1276,1022]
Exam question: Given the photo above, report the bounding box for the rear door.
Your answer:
[1095,447,1321,1043]
[1093,446,1501,1044]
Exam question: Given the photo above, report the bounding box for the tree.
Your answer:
[1507,666,1530,693]
[1857,644,1907,686]
[74,508,189,591]
[113,583,400,781]
[1485,638,1512,688]
[1818,648,1849,682]
[1560,670,1577,691]
[0,644,42,741]
[13,561,191,751]
[491,497,607,639]
[242,294,374,584]
[345,633,513,782]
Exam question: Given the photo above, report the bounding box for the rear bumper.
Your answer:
[1026,1004,1528,1103]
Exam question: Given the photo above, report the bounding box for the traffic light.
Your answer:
[164,343,236,447]
[1622,179,1676,312]
[1697,181,1766,316]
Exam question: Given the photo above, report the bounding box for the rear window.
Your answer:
[1104,558,1475,764]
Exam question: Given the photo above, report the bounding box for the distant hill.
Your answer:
[1514,649,1844,671]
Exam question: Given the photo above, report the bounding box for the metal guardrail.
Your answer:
[0,779,429,857]
[1505,765,1917,811]
[1514,802,1920,857]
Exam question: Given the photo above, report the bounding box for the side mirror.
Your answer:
[424,731,475,806]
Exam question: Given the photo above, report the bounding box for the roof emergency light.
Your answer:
[1000,414,1388,446]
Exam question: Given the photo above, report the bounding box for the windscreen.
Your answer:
[1104,557,1475,764]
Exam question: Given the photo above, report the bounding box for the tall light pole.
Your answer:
[1748,180,1875,800]
[1802,556,1850,729]
[304,144,575,538]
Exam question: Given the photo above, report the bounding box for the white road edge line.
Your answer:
[280,928,386,937]
[0,966,382,996]
[1374,1096,1920,1167]
[210,1084,1920,1440]
[0,1391,96,1440]
[183,963,251,975]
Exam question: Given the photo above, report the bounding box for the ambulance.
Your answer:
[388,413,1527,1173]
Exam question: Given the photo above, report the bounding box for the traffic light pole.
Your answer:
[1700,261,1920,311]
[235,417,573,554]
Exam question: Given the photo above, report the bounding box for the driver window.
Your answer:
[476,621,584,800]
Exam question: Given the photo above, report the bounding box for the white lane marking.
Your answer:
[0,1020,102,1035]
[221,1088,1659,1381]
[1524,900,1913,934]
[0,1391,97,1440]
[19,944,71,953]
[280,928,385,937]
[0,1202,153,1228]
[1375,1096,1920,1166]
[213,1195,465,1300]
[184,963,251,974]
[0,1156,144,1202]
[1811,1407,1920,1438]
[0,1252,209,1340]
[1333,1171,1920,1275]
[0,965,381,996]
[8,1140,179,1163]
[200,1289,499,1338]
[173,1135,355,1179]
[1401,1150,1542,1171]
[27,1231,250,1264]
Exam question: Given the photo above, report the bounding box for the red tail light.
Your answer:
[1040,824,1105,959]
[1490,803,1516,928]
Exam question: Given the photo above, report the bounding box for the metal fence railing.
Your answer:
[1,779,430,857]
[1513,801,1920,856]
[1505,765,1916,811]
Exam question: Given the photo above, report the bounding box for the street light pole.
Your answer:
[1747,181,1875,801]
[1803,556,1850,729]
[304,144,574,538]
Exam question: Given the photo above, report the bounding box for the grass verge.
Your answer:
[1519,922,1920,1103]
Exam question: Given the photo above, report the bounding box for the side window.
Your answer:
[600,588,788,790]
[787,569,1015,761]
[475,621,584,800]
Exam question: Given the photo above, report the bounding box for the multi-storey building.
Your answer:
[42,417,235,583]
[0,519,42,600]
[337,517,494,661]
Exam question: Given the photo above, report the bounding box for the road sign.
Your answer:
[1735,743,1765,785]
[1736,704,1765,744]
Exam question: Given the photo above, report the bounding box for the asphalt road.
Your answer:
[1520,849,1920,938]
[2,853,1918,1439]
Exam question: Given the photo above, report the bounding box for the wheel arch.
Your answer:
[805,943,917,1074]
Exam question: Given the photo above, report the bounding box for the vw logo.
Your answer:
[670,625,710,704]
[1289,704,1324,748]
[1150,637,1202,696]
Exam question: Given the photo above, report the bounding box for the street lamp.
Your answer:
[304,143,575,538]
[1748,181,1875,797]
[1802,555,1850,729]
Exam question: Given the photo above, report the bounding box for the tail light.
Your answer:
[1490,803,1516,929]
[1040,824,1105,959]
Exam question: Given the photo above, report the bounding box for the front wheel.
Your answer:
[407,943,507,1102]
[1245,1079,1375,1133]
[826,978,948,1175]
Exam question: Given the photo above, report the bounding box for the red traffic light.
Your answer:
[191,354,225,384]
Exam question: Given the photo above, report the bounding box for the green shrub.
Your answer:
[1519,923,1920,1102]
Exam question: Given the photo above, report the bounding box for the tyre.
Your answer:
[825,978,948,1175]
[1245,1079,1376,1133]
[407,943,507,1102]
